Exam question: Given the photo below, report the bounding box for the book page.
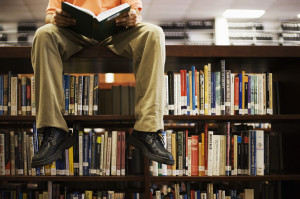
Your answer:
[64,2,96,18]
[96,3,130,22]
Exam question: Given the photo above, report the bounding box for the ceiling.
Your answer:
[0,0,300,23]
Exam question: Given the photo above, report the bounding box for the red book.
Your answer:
[191,190,195,199]
[180,70,187,114]
[234,75,239,115]
[191,135,199,176]
[204,123,208,175]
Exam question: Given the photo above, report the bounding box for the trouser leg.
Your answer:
[101,22,166,132]
[31,24,97,132]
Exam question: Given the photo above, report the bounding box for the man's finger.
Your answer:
[56,9,71,17]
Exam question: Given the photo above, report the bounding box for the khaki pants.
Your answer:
[31,22,165,132]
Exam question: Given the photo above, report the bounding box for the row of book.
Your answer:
[150,123,282,177]
[164,61,274,116]
[150,182,255,199]
[0,188,130,199]
[0,73,136,116]
[0,126,130,176]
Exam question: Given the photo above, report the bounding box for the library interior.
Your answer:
[1,0,300,198]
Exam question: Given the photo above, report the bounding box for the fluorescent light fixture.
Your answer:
[223,9,265,18]
[297,13,300,18]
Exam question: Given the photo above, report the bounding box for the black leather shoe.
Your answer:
[127,130,174,165]
[31,127,75,168]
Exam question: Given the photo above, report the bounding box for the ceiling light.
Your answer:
[297,13,300,18]
[223,9,265,18]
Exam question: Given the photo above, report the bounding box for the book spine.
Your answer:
[10,76,18,116]
[164,74,169,115]
[166,130,172,176]
[93,74,99,115]
[0,76,3,115]
[211,72,216,115]
[199,71,204,115]
[187,137,192,176]
[111,131,117,176]
[256,130,264,176]
[100,134,105,176]
[64,74,70,115]
[186,73,190,115]
[116,131,121,176]
[225,70,231,115]
[225,122,231,176]
[191,66,196,115]
[204,65,209,115]
[23,131,27,176]
[230,74,235,115]
[95,136,101,175]
[26,77,31,115]
[3,75,8,115]
[207,64,212,115]
[212,135,220,176]
[215,72,221,115]
[78,130,83,176]
[180,70,187,115]
[207,131,213,176]
[83,76,89,115]
[174,73,178,115]
[121,131,126,176]
[74,76,78,115]
[90,132,96,175]
[168,71,175,115]
[30,76,36,116]
[250,130,256,176]
[69,146,74,176]
[88,74,94,116]
[0,133,5,175]
[237,136,242,175]
[77,76,83,115]
[238,73,243,115]
[264,132,270,175]
[200,133,205,176]
[177,131,183,176]
[21,76,27,115]
[106,136,112,176]
[191,135,199,176]
[69,75,75,115]
[244,75,248,115]
[220,60,226,115]
[8,71,11,115]
[171,133,176,176]
[83,132,89,176]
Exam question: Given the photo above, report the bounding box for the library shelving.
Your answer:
[1,45,300,198]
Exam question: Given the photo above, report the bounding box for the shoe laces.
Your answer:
[151,131,165,146]
[40,130,55,148]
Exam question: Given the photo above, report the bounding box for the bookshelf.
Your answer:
[1,45,300,198]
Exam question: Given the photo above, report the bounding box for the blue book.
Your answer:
[230,190,237,199]
[186,73,190,115]
[220,60,226,115]
[83,132,89,176]
[191,66,196,114]
[88,130,93,175]
[64,74,70,115]
[0,76,3,115]
[211,72,216,115]
[196,190,201,199]
[238,73,243,115]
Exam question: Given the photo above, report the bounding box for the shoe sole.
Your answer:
[127,135,174,165]
[31,135,76,168]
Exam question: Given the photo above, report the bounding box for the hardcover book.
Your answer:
[61,2,131,41]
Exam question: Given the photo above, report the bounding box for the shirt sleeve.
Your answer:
[46,0,62,14]
[121,0,142,11]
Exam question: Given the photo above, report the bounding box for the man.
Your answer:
[31,0,174,168]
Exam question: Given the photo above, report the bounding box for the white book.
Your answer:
[174,73,178,115]
[269,73,273,115]
[0,134,5,175]
[78,131,83,176]
[77,76,83,115]
[201,193,207,199]
[30,76,36,115]
[207,131,213,176]
[230,74,235,115]
[111,131,117,176]
[74,76,78,115]
[177,74,182,115]
[161,131,167,176]
[88,74,94,115]
[219,135,226,176]
[212,135,220,176]
[256,130,264,176]
[164,75,169,115]
[152,160,158,176]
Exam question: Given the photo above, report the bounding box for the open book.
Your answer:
[61,2,131,41]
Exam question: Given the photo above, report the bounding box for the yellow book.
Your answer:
[207,63,211,115]
[171,133,176,176]
[23,193,27,199]
[85,191,93,199]
[198,142,202,176]
[44,164,51,176]
[50,161,56,176]
[69,146,74,176]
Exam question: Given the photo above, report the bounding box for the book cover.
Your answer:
[61,2,131,41]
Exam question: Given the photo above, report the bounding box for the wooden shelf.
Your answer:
[0,175,144,182]
[150,175,300,182]
[1,45,300,59]
[0,115,299,122]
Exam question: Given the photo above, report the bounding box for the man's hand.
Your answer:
[46,9,76,27]
[116,9,142,28]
